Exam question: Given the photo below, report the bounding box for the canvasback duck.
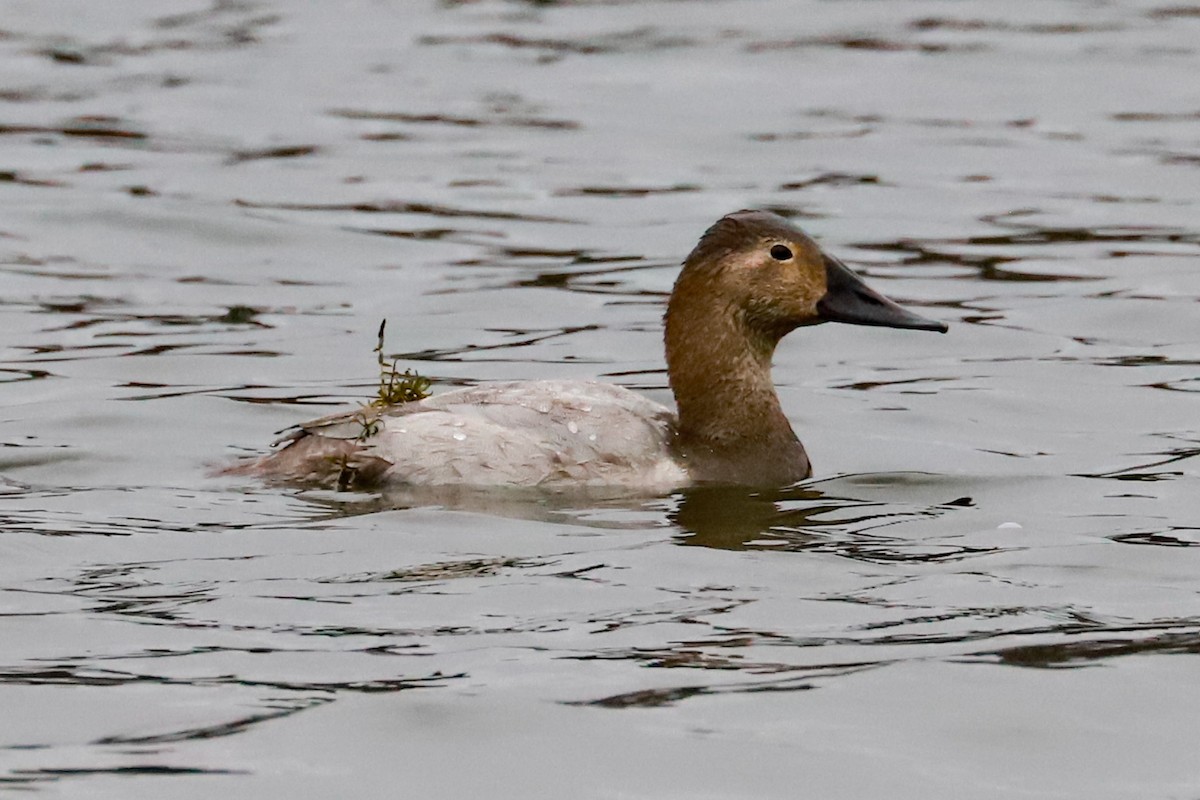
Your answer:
[229,210,946,491]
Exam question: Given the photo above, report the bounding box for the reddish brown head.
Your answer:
[671,210,946,345]
[663,210,945,486]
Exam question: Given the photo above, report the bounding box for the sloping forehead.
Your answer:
[725,210,818,243]
[689,210,820,263]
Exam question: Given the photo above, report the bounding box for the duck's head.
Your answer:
[673,210,947,339]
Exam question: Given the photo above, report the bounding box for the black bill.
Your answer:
[816,254,948,333]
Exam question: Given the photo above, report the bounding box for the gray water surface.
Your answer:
[2,1,1199,797]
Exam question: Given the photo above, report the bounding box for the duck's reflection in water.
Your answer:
[284,481,825,539]
[669,485,826,550]
[283,474,976,564]
[670,477,983,561]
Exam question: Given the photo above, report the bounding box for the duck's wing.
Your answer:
[268,379,609,445]
[356,381,683,487]
[232,380,683,490]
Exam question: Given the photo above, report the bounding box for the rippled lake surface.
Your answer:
[2,1,1199,797]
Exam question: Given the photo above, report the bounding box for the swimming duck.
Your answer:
[229,210,946,491]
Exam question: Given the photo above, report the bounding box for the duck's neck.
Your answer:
[664,292,810,485]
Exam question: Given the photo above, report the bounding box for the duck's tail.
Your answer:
[215,435,391,490]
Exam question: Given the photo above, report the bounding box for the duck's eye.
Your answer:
[769,244,793,261]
